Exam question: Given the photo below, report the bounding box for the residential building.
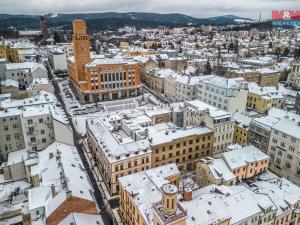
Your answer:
[0,109,25,161]
[0,93,73,161]
[48,47,68,71]
[224,68,260,83]
[149,124,213,172]
[165,57,187,72]
[86,110,213,195]
[232,112,252,146]
[257,68,280,87]
[119,164,181,225]
[287,60,300,90]
[239,57,275,68]
[247,83,285,113]
[245,171,300,225]
[5,62,48,90]
[222,145,270,181]
[267,115,300,186]
[0,142,99,225]
[248,115,280,153]
[119,165,288,225]
[1,39,36,62]
[183,100,234,154]
[86,116,152,196]
[198,75,248,114]
[196,157,236,187]
[67,20,141,103]
[196,145,269,186]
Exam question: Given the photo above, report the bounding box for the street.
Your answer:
[45,61,115,225]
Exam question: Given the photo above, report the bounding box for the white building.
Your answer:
[5,62,48,89]
[48,47,68,71]
[183,100,234,154]
[198,75,248,113]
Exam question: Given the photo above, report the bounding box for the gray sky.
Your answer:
[0,0,299,19]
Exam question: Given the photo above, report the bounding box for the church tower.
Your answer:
[72,20,90,81]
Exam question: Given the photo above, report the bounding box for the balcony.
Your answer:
[25,123,36,128]
[29,140,39,146]
[27,130,37,135]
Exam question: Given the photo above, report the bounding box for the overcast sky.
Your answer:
[0,0,299,19]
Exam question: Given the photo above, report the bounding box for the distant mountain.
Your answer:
[0,12,256,30]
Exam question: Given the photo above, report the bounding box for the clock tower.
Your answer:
[72,20,90,81]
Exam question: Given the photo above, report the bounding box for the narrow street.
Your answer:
[45,61,114,225]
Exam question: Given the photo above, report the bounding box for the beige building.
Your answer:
[0,110,25,161]
[86,109,213,196]
[86,117,152,196]
[149,124,213,172]
[267,116,300,186]
[183,100,234,154]
[119,164,297,225]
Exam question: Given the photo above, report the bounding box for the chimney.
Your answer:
[183,188,192,201]
[51,185,56,197]
[66,190,72,199]
[49,152,54,159]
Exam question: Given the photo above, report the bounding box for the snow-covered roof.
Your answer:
[148,123,213,146]
[246,171,300,216]
[119,164,179,225]
[222,145,269,170]
[185,100,232,120]
[58,213,104,225]
[6,62,45,71]
[86,57,138,67]
[28,142,95,217]
[272,118,300,139]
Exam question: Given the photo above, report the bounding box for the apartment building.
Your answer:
[68,20,141,103]
[248,115,280,153]
[0,92,73,161]
[224,68,260,83]
[196,145,269,186]
[149,124,213,172]
[21,107,55,152]
[222,145,269,181]
[48,47,68,71]
[257,68,280,87]
[145,68,202,102]
[198,75,248,113]
[86,108,213,195]
[119,164,181,225]
[119,164,289,225]
[5,62,48,90]
[144,68,173,94]
[183,100,234,154]
[196,157,236,187]
[268,117,300,186]
[0,110,25,161]
[245,171,300,225]
[247,83,285,113]
[232,112,252,146]
[86,117,152,196]
[239,57,275,68]
[0,142,100,225]
[287,60,300,90]
[1,39,35,62]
